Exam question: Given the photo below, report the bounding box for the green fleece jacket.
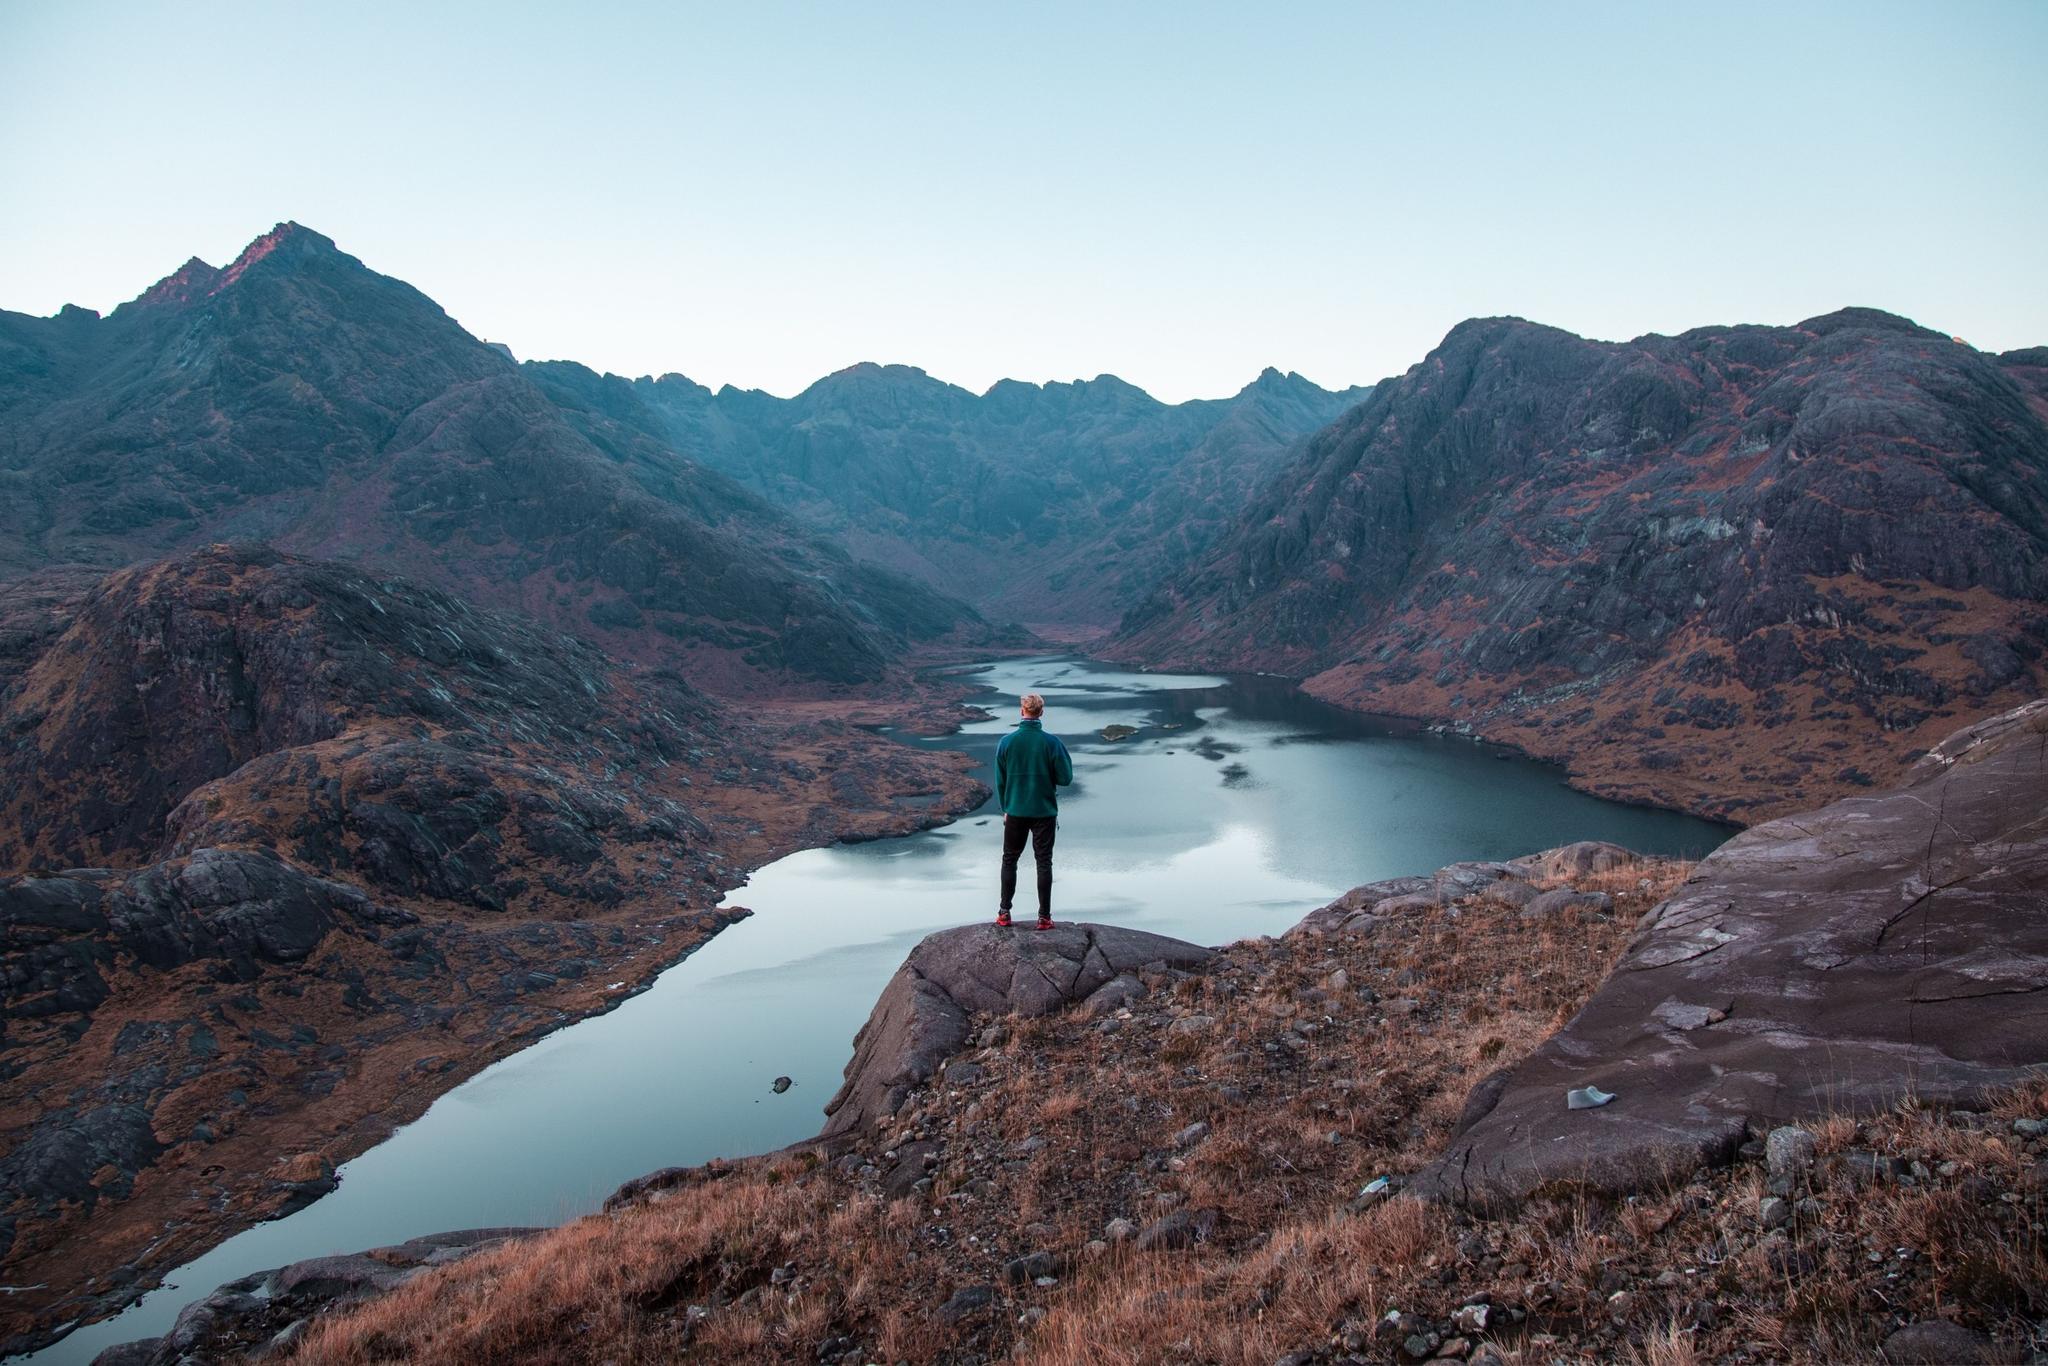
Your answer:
[995,719,1074,817]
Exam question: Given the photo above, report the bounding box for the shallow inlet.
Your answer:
[27,657,1730,1363]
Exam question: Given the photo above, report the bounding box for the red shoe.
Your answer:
[995,909,1012,928]
[1036,913,1054,931]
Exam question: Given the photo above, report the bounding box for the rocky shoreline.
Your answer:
[0,551,997,1360]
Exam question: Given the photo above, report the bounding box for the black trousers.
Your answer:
[1000,815,1056,916]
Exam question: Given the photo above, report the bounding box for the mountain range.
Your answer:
[1112,309,2048,820]
[4,222,2047,1354]
[0,224,985,693]
[529,359,1367,626]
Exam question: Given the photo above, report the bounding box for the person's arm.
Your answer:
[1050,734,1073,788]
[996,732,1014,809]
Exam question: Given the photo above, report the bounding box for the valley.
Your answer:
[1,224,2042,1364]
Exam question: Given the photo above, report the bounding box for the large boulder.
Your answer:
[1413,698,2048,1209]
[820,923,1212,1138]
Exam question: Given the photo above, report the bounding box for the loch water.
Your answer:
[29,657,1730,1362]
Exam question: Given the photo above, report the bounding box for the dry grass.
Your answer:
[285,854,2046,1365]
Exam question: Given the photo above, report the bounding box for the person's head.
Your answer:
[1020,692,1045,720]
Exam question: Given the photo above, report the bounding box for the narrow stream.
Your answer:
[29,657,1730,1362]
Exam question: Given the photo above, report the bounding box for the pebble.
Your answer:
[770,1076,792,1094]
[1764,1125,1817,1194]
[1174,1121,1211,1149]
[1881,1319,1995,1364]
[938,1284,994,1322]
[1002,1251,1055,1286]
[1758,1196,1791,1230]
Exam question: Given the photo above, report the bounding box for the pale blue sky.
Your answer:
[2,1,2043,401]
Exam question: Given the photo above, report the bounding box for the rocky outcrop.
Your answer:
[1287,842,1634,940]
[820,923,1214,1139]
[1412,698,2048,1210]
[1114,310,2048,822]
[90,1228,539,1365]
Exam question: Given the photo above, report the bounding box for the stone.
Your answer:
[822,923,1211,1138]
[1523,842,1635,879]
[1165,1013,1216,1035]
[771,1076,792,1094]
[1083,973,1144,1015]
[1650,999,1729,1032]
[1478,880,1540,908]
[1134,1206,1219,1251]
[938,1284,996,1323]
[1765,1126,1817,1194]
[1413,702,2048,1209]
[1843,1151,1906,1188]
[1174,1121,1210,1149]
[1518,889,1613,921]
[1104,1217,1137,1242]
[1001,1251,1055,1286]
[270,1252,407,1302]
[1880,1320,1996,1364]
[1758,1196,1790,1230]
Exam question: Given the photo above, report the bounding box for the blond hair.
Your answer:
[1020,692,1045,717]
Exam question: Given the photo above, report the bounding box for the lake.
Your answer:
[25,656,1729,1362]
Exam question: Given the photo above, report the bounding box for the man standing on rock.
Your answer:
[995,691,1073,930]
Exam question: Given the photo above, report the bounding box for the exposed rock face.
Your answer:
[530,362,1369,627]
[820,923,1214,1138]
[1115,310,2048,821]
[0,223,986,693]
[1411,697,2048,1210]
[0,546,984,1357]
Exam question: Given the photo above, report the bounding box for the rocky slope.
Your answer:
[528,359,1368,627]
[0,224,988,693]
[0,545,987,1357]
[1413,695,2048,1210]
[141,703,2047,1364]
[1114,310,2048,822]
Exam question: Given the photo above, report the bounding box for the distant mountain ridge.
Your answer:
[0,223,987,693]
[1112,308,2048,821]
[526,356,1370,626]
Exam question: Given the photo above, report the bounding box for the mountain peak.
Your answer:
[822,361,933,385]
[1795,306,1943,341]
[132,256,222,309]
[120,224,345,316]
[217,221,338,288]
[1237,365,1303,396]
